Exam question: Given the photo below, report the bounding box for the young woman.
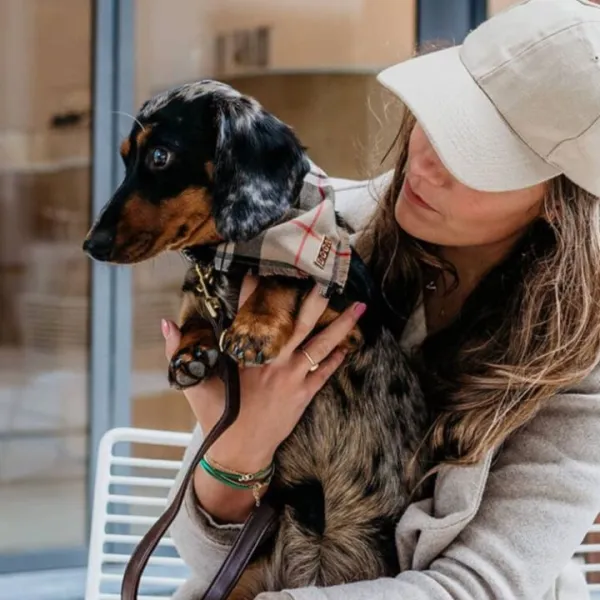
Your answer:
[162,1,600,598]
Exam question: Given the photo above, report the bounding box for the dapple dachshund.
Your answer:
[84,80,427,599]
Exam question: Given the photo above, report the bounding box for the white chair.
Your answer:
[578,523,600,598]
[85,427,192,600]
[86,427,600,600]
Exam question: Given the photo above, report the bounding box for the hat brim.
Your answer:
[377,46,560,193]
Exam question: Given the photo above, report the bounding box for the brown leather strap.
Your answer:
[202,501,277,600]
[120,312,277,600]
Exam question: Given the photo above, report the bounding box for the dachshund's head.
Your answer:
[83,80,310,263]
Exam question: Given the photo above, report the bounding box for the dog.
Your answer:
[83,80,428,599]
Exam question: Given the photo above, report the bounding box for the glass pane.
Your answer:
[0,0,92,557]
[131,0,416,443]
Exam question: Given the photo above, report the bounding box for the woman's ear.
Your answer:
[211,97,310,242]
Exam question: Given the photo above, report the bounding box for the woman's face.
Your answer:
[395,123,547,248]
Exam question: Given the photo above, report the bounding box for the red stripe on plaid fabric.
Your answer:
[290,219,321,241]
[313,174,350,257]
[294,199,325,267]
[317,176,327,200]
[290,220,351,257]
[308,164,328,180]
[293,170,330,267]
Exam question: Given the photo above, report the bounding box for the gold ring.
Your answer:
[301,349,320,372]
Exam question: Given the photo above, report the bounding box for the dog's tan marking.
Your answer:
[228,563,269,600]
[112,188,222,262]
[135,126,152,149]
[205,160,214,180]
[221,282,363,367]
[120,137,131,159]
[164,188,222,247]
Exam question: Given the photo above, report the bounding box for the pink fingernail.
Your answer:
[353,303,367,318]
[161,319,171,339]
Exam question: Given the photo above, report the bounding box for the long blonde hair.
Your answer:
[357,107,600,468]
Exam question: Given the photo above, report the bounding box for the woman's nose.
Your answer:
[410,149,450,187]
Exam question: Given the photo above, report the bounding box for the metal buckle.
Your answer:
[194,263,221,319]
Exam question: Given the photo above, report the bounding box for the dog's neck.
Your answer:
[180,199,301,268]
[181,244,216,266]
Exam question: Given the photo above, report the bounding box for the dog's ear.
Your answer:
[211,97,310,241]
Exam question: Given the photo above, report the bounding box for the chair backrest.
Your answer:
[85,427,192,600]
[578,521,600,597]
[86,427,600,599]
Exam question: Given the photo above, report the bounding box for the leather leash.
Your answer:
[121,264,278,600]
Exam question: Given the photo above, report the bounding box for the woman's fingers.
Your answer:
[304,348,348,398]
[162,319,182,360]
[294,301,366,372]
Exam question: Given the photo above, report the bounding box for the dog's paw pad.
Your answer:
[168,345,219,389]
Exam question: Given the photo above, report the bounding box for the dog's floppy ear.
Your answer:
[211,97,310,241]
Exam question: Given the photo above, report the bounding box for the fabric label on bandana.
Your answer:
[212,161,353,297]
[314,236,333,270]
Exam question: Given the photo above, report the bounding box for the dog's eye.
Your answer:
[147,147,173,171]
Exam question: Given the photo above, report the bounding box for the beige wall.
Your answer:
[0,0,92,352]
[136,0,415,99]
[0,0,415,166]
[488,0,519,15]
[207,0,415,76]
[135,0,211,106]
[221,73,403,179]
[0,0,91,169]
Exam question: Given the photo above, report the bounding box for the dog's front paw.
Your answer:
[168,344,220,389]
[221,314,294,367]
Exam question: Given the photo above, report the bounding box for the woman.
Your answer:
[163,1,600,598]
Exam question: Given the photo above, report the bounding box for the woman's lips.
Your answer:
[404,180,437,212]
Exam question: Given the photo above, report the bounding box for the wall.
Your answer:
[487,0,518,14]
[220,73,403,179]
[136,0,416,98]
[0,0,91,346]
[207,0,416,77]
[0,0,91,169]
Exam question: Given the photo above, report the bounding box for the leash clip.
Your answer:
[194,263,221,319]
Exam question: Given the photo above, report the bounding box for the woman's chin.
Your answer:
[395,198,443,245]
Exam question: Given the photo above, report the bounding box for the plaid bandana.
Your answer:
[208,161,353,297]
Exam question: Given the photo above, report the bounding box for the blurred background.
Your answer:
[4,1,595,599]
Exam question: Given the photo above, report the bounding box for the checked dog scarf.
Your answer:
[191,161,354,297]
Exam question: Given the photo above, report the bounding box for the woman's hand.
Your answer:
[162,275,366,522]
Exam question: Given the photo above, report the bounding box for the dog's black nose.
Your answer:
[83,229,114,261]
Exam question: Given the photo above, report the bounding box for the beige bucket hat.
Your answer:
[377,0,600,196]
